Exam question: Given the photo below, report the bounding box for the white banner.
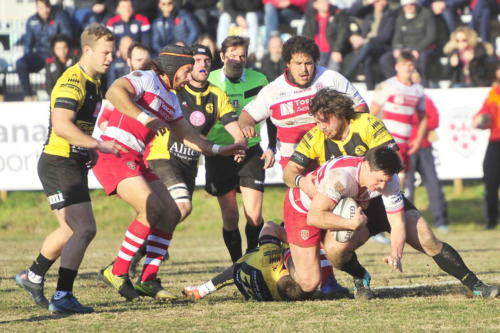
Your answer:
[0,87,491,191]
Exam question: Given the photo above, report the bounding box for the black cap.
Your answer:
[191,44,212,60]
[157,44,194,83]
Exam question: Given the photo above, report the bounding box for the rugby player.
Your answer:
[205,36,275,263]
[15,24,123,314]
[93,45,245,301]
[183,221,313,301]
[284,89,499,299]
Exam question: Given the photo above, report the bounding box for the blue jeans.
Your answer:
[264,4,302,45]
[344,41,389,90]
[16,52,45,97]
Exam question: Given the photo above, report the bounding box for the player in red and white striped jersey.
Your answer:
[371,51,427,186]
[239,35,368,170]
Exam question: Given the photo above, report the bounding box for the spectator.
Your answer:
[16,0,72,101]
[106,0,151,48]
[45,34,74,95]
[106,36,134,89]
[181,0,220,39]
[263,0,308,44]
[469,0,500,44]
[420,0,467,35]
[405,70,449,232]
[217,0,262,57]
[443,26,496,87]
[73,0,116,33]
[343,0,398,89]
[379,0,437,87]
[471,64,500,230]
[197,33,223,70]
[133,0,161,23]
[259,35,286,81]
[302,0,350,72]
[151,0,200,54]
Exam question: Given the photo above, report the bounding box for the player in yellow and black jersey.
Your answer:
[182,222,313,302]
[15,24,126,315]
[145,45,243,222]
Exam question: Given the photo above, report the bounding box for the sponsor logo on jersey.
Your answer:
[279,97,311,117]
[232,100,240,109]
[68,74,80,85]
[354,145,367,156]
[130,24,138,34]
[127,161,137,170]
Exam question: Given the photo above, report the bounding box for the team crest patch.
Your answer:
[205,103,214,114]
[300,229,310,240]
[447,107,480,157]
[354,145,367,156]
[334,181,345,193]
[127,161,137,170]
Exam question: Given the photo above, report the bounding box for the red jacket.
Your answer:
[410,96,439,148]
[262,0,308,12]
[476,84,500,141]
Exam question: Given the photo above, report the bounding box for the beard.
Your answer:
[224,59,244,80]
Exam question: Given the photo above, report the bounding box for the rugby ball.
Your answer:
[331,197,358,243]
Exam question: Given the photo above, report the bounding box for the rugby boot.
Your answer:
[314,276,351,300]
[97,262,113,286]
[15,269,49,309]
[102,265,140,301]
[134,278,177,300]
[471,281,499,298]
[48,293,94,314]
[182,286,205,300]
[353,271,375,300]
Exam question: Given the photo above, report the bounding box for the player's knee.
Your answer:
[221,206,239,226]
[177,202,192,222]
[144,194,168,226]
[297,274,321,293]
[78,224,97,244]
[245,213,262,226]
[418,221,442,256]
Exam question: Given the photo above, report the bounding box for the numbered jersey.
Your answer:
[146,82,237,167]
[43,63,103,159]
[289,156,404,215]
[243,66,366,160]
[234,237,289,301]
[101,70,183,153]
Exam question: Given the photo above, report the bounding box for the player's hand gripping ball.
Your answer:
[331,197,358,243]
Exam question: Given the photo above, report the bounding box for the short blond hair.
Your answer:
[80,23,114,50]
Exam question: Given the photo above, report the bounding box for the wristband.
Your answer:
[294,175,303,187]
[211,144,221,155]
[136,112,149,125]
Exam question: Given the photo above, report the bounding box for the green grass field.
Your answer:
[0,183,499,332]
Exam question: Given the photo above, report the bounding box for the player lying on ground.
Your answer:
[285,145,498,299]
[183,221,314,301]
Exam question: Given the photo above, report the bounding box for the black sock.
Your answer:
[245,223,263,252]
[131,244,147,263]
[432,242,479,289]
[56,267,78,292]
[222,228,242,263]
[29,253,55,277]
[211,264,236,290]
[339,252,366,279]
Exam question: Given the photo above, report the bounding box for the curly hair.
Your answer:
[282,35,319,64]
[309,88,356,121]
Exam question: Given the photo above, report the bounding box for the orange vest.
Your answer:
[476,84,500,141]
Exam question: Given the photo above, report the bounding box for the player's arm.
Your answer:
[408,105,427,155]
[385,209,405,272]
[238,111,258,138]
[370,83,386,117]
[169,117,246,157]
[355,104,369,113]
[283,133,317,196]
[307,192,367,230]
[370,103,382,116]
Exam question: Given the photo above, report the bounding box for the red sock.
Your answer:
[112,220,150,276]
[141,229,172,282]
[319,248,334,287]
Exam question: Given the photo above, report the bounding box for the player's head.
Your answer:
[363,146,403,191]
[36,0,51,21]
[190,44,212,84]
[395,50,416,81]
[80,23,115,76]
[309,88,356,140]
[127,42,150,71]
[155,45,194,90]
[282,35,319,87]
[277,275,313,301]
[220,36,249,80]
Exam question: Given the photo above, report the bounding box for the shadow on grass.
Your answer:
[374,284,474,299]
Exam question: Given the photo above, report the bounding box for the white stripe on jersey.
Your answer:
[104,126,146,153]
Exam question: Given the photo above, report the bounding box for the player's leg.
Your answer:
[288,244,322,293]
[238,145,266,253]
[183,264,236,299]
[403,207,499,298]
[217,190,242,262]
[483,141,500,229]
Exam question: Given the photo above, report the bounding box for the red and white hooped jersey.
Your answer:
[243,66,366,159]
[100,70,183,153]
[372,77,425,145]
[288,155,404,215]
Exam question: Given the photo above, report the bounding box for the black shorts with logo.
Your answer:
[364,195,417,236]
[37,153,90,210]
[148,158,197,198]
[205,144,265,196]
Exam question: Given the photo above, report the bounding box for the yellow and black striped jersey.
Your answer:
[146,82,237,166]
[43,63,102,158]
[290,113,397,167]
[234,237,289,301]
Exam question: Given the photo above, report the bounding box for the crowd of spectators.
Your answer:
[10,0,500,100]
